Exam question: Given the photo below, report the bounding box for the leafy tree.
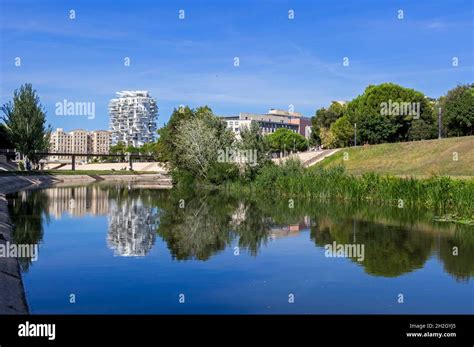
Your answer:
[126,145,140,154]
[443,84,474,136]
[0,123,14,149]
[319,127,338,148]
[105,142,127,162]
[155,106,194,163]
[330,115,354,147]
[110,142,126,154]
[155,105,233,168]
[346,83,433,144]
[139,141,157,155]
[311,102,347,144]
[267,128,308,152]
[1,84,51,166]
[239,122,271,180]
[407,118,437,141]
[173,111,236,181]
[199,106,234,153]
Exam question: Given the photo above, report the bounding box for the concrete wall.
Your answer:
[0,176,59,314]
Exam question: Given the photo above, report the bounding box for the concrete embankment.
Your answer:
[0,173,172,314]
[0,176,58,314]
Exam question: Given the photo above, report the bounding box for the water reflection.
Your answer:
[107,198,157,256]
[311,219,433,277]
[6,183,474,281]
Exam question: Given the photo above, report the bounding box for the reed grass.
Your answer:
[228,159,474,224]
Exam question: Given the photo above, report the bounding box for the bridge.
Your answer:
[0,149,156,171]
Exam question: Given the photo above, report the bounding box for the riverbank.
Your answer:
[317,136,474,177]
[0,176,57,314]
[224,161,474,225]
[0,173,172,314]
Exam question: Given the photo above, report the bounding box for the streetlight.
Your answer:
[354,123,357,147]
[438,107,442,139]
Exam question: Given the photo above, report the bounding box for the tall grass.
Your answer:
[229,159,474,223]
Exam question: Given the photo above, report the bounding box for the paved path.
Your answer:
[273,149,341,168]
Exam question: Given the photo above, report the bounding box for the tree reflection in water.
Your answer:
[6,183,474,280]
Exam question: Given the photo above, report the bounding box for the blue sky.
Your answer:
[1,0,472,131]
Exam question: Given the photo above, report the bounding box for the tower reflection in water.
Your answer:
[43,184,159,257]
[107,198,157,257]
[7,184,473,280]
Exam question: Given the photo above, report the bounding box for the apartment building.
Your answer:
[49,128,111,161]
[108,91,158,147]
[221,109,312,139]
[90,130,111,155]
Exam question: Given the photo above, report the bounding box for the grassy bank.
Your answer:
[225,161,474,224]
[317,136,474,177]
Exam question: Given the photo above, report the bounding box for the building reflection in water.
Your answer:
[8,186,473,279]
[45,186,110,218]
[44,185,158,256]
[107,198,157,257]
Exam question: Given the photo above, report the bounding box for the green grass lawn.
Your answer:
[316,136,474,178]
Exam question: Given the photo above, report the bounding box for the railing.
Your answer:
[0,149,155,171]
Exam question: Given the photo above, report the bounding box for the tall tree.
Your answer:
[0,123,14,149]
[173,117,221,180]
[330,115,354,147]
[155,105,194,163]
[239,121,270,180]
[171,106,236,181]
[443,84,474,137]
[311,101,347,145]
[1,84,51,166]
[346,83,433,144]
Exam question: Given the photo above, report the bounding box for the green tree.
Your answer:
[239,121,271,180]
[311,102,347,144]
[443,84,474,137]
[155,106,194,163]
[407,118,437,141]
[319,127,338,149]
[267,128,308,153]
[126,145,140,154]
[173,111,236,181]
[330,115,354,147]
[105,142,127,162]
[0,123,14,149]
[110,142,126,154]
[1,84,51,166]
[346,83,433,144]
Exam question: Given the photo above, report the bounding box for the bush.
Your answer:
[171,168,196,187]
[207,162,239,185]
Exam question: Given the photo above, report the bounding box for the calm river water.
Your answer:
[7,182,474,314]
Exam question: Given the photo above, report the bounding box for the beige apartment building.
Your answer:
[89,130,111,155]
[49,128,111,161]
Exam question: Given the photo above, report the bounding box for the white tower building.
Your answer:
[108,91,158,147]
